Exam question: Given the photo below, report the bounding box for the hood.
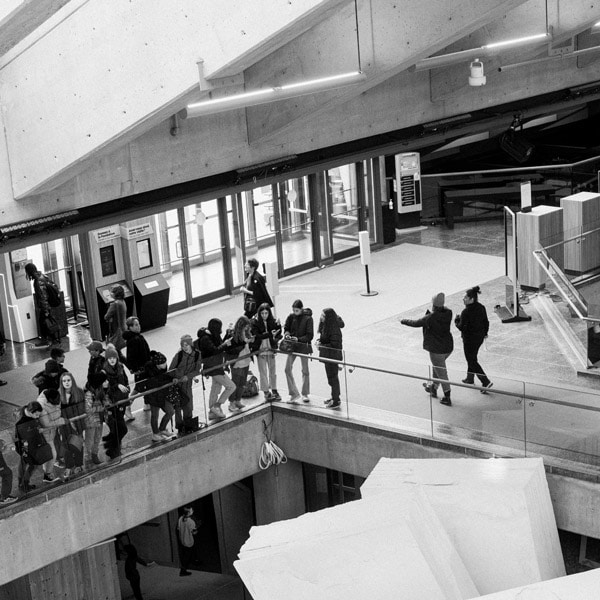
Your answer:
[207,318,222,336]
[122,330,138,341]
[302,308,313,317]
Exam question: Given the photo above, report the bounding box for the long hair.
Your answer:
[58,371,85,405]
[232,315,251,343]
[256,303,274,321]
[319,307,341,337]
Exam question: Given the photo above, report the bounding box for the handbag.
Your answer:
[278,338,297,353]
[165,383,186,408]
[244,296,257,315]
[44,315,59,335]
[30,440,53,466]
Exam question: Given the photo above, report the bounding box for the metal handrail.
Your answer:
[541,223,600,252]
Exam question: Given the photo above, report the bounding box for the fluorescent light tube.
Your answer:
[484,33,548,50]
[180,71,365,119]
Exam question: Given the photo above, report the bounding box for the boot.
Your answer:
[91,454,102,465]
[440,392,452,406]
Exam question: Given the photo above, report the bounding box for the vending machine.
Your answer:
[394,152,422,228]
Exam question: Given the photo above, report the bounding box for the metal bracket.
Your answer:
[548,28,575,57]
[197,59,245,93]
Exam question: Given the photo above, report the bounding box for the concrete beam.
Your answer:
[245,0,528,144]
[0,0,346,199]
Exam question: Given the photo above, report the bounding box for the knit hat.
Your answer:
[432,292,445,308]
[150,350,167,366]
[180,334,193,348]
[44,359,60,375]
[105,348,119,361]
[86,341,103,353]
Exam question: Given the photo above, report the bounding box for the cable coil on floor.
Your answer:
[259,417,287,471]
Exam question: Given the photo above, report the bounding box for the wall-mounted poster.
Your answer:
[99,245,117,277]
[137,238,152,269]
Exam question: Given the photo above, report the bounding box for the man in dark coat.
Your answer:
[401,292,454,406]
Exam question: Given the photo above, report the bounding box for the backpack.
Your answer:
[44,278,62,308]
[241,370,259,398]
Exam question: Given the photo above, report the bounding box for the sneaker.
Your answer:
[423,383,437,398]
[0,496,17,504]
[91,454,102,465]
[125,413,135,422]
[228,402,242,413]
[301,395,310,403]
[151,433,163,442]
[440,396,452,406]
[43,473,58,483]
[324,399,333,407]
[209,406,226,420]
[264,391,273,401]
[480,382,493,394]
[233,400,245,410]
[34,340,50,348]
[289,394,301,403]
[271,390,281,401]
[159,430,176,440]
[461,378,474,385]
[328,401,341,409]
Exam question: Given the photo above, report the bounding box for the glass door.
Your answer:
[274,176,315,276]
[327,164,361,259]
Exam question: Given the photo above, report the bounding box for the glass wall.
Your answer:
[327,164,361,258]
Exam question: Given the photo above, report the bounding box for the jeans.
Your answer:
[231,366,249,402]
[208,374,236,408]
[285,354,310,397]
[84,426,103,459]
[0,452,13,498]
[257,351,277,391]
[463,338,490,385]
[324,361,340,402]
[179,544,195,571]
[151,402,175,434]
[429,352,451,395]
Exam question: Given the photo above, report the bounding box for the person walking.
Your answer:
[250,303,281,401]
[24,263,62,347]
[197,320,236,420]
[177,506,199,576]
[104,285,127,353]
[240,258,273,318]
[455,285,493,393]
[401,292,454,406]
[316,308,345,409]
[124,544,154,600]
[283,299,314,403]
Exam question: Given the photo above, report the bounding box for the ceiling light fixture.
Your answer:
[498,45,600,72]
[179,71,366,119]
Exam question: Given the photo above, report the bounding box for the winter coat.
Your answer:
[61,392,87,435]
[250,314,281,352]
[38,391,66,444]
[284,308,314,354]
[105,299,127,350]
[168,348,201,402]
[85,391,105,429]
[402,307,454,355]
[455,302,489,342]
[103,361,130,404]
[197,329,228,376]
[123,330,151,374]
[318,316,345,361]
[139,361,175,409]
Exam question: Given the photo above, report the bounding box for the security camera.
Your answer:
[469,58,486,86]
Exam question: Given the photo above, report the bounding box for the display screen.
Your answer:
[99,245,117,277]
[137,238,152,269]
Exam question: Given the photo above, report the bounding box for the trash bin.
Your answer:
[134,274,170,331]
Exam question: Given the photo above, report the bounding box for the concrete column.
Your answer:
[0,541,120,600]
[253,459,306,526]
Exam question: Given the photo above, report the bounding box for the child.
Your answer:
[140,351,176,442]
[107,342,134,421]
[224,316,254,412]
[102,348,130,459]
[84,385,104,465]
[251,303,282,401]
[86,341,105,389]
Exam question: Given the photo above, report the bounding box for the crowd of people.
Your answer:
[0,259,350,504]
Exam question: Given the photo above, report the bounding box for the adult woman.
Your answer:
[240,258,273,318]
[455,285,492,393]
[401,292,454,406]
[84,386,104,466]
[58,372,87,476]
[316,308,345,409]
[225,316,254,412]
[250,303,281,401]
[141,351,176,442]
[104,285,127,351]
[37,388,64,482]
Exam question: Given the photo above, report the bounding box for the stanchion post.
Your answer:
[359,231,378,297]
